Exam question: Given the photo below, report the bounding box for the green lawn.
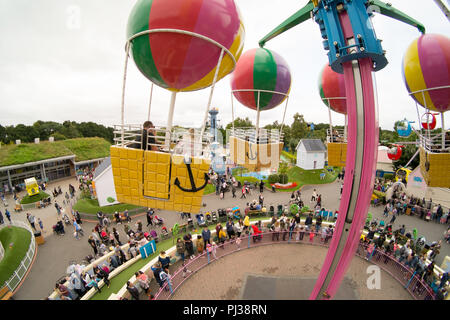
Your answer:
[0,137,110,167]
[20,192,50,204]
[287,166,339,186]
[281,150,296,163]
[72,199,143,215]
[0,226,32,287]
[203,183,215,195]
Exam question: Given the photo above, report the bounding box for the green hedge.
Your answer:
[268,174,279,184]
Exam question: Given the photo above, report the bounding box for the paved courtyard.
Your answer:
[1,176,448,300]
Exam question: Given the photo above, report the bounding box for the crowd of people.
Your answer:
[361,229,448,300]
[384,184,450,225]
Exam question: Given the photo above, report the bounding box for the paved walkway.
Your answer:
[1,177,448,299]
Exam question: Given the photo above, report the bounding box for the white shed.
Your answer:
[296,139,326,170]
[92,157,119,207]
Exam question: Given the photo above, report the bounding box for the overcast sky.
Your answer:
[0,0,449,131]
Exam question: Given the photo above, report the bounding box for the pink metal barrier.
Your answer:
[152,230,436,300]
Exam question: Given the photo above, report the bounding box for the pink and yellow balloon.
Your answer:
[402,33,450,113]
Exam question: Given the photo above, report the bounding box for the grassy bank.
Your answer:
[0,226,32,287]
[20,192,50,204]
[73,199,143,215]
[0,137,110,167]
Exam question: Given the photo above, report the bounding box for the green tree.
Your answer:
[225,117,254,130]
[290,113,308,141]
[59,121,81,139]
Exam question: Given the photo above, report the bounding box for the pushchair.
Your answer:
[53,221,65,235]
[196,213,206,227]
[187,217,194,230]
[160,226,169,240]
[277,204,284,216]
[269,205,275,217]
[205,212,212,225]
[62,213,71,225]
[153,215,164,226]
[226,208,234,219]
[218,208,227,222]
[211,211,218,223]
[150,229,159,243]
[83,254,95,265]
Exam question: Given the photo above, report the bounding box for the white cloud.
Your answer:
[0,0,449,131]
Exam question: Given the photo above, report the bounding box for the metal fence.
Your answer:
[229,128,284,145]
[152,230,436,300]
[356,243,436,300]
[113,124,213,156]
[418,131,450,153]
[326,128,347,143]
[0,220,36,292]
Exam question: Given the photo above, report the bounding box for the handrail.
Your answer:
[113,124,213,155]
[151,230,436,300]
[0,221,36,292]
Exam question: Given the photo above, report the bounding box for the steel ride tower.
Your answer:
[259,0,425,299]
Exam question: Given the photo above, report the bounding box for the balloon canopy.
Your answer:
[126,0,245,92]
[231,47,291,111]
[318,64,347,114]
[402,33,450,113]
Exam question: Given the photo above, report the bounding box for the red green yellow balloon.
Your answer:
[230,48,291,111]
[127,0,245,92]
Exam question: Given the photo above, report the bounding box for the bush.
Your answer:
[301,206,310,213]
[279,173,288,184]
[383,173,394,181]
[268,174,279,184]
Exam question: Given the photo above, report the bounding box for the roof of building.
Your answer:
[377,146,394,164]
[296,139,326,152]
[93,157,111,180]
[0,137,111,169]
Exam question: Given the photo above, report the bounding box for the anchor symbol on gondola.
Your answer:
[174,158,209,193]
[246,144,258,160]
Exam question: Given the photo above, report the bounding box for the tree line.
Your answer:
[2,115,431,170]
[221,114,428,170]
[0,121,114,144]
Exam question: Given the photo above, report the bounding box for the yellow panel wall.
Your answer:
[229,136,282,171]
[419,147,450,188]
[327,143,347,167]
[110,146,210,214]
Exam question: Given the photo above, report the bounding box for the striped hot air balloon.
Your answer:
[318,64,347,114]
[230,48,291,111]
[402,34,450,113]
[126,0,245,92]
